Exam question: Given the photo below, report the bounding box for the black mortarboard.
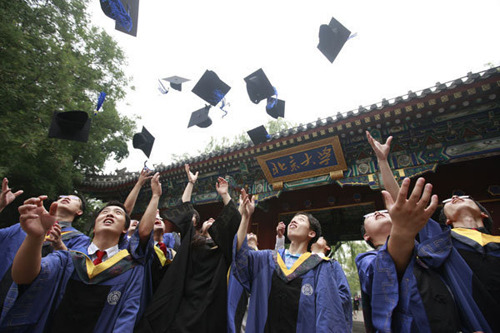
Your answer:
[192,70,231,106]
[133,126,155,158]
[247,125,270,145]
[188,105,212,128]
[162,76,190,92]
[115,0,139,36]
[100,0,139,37]
[266,98,285,119]
[48,111,91,143]
[317,17,351,63]
[244,68,276,104]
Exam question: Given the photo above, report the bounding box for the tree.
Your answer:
[332,240,371,297]
[0,0,135,226]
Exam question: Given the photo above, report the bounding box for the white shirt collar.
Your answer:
[87,242,120,259]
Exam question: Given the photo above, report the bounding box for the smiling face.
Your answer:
[287,214,316,244]
[94,205,128,238]
[363,211,392,248]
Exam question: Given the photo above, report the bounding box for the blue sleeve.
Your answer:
[331,260,352,329]
[0,224,25,279]
[0,252,72,330]
[232,235,271,292]
[356,246,413,333]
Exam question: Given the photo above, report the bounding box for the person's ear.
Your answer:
[76,210,83,217]
[363,233,370,242]
[480,212,488,219]
[445,219,453,226]
[308,230,316,240]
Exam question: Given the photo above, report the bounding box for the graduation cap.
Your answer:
[188,105,212,128]
[244,68,276,104]
[162,76,190,92]
[100,0,139,37]
[133,126,155,158]
[266,98,285,119]
[48,111,91,143]
[115,0,139,36]
[317,17,351,63]
[247,125,271,145]
[192,70,231,106]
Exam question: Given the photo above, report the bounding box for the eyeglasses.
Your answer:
[58,195,81,202]
[363,210,388,219]
[442,195,470,204]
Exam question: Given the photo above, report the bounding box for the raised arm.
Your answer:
[275,221,285,250]
[124,168,153,215]
[216,177,231,206]
[181,164,198,203]
[13,196,57,284]
[237,190,254,250]
[384,177,438,276]
[0,178,23,213]
[366,131,399,201]
[138,172,162,244]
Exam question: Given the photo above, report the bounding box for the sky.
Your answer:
[88,0,500,174]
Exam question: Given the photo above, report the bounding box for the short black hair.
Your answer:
[360,222,375,249]
[95,201,131,243]
[294,212,321,251]
[439,198,493,234]
[73,193,86,221]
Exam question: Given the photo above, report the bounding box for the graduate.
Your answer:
[359,132,494,332]
[136,164,242,333]
[0,184,89,315]
[437,195,500,331]
[355,180,461,332]
[233,191,352,333]
[227,230,258,333]
[0,173,162,332]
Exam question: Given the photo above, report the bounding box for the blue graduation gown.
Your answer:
[0,232,148,333]
[0,224,26,283]
[356,218,493,333]
[0,222,90,314]
[227,266,249,333]
[418,219,498,332]
[233,237,352,333]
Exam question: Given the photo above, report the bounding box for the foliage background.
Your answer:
[0,0,136,226]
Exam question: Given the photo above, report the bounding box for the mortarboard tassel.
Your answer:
[214,89,229,118]
[158,79,169,94]
[95,92,107,115]
[266,87,278,110]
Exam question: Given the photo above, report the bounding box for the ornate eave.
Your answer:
[79,67,500,212]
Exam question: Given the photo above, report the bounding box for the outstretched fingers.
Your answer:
[408,177,426,203]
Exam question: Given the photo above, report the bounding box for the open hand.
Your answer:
[216,177,229,196]
[138,168,154,186]
[0,178,23,211]
[366,131,392,161]
[382,177,438,239]
[185,164,199,184]
[18,196,58,237]
[151,172,162,197]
